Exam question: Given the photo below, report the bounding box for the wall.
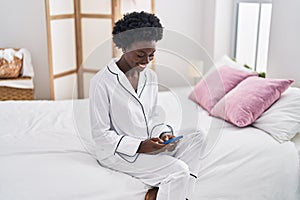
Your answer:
[0,0,237,98]
[267,0,300,87]
[156,0,203,45]
[155,0,205,87]
[213,0,235,61]
[201,0,215,60]
[147,0,234,86]
[0,0,50,99]
[200,0,235,72]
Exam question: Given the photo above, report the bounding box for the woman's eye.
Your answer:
[136,53,155,59]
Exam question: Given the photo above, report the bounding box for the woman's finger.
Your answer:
[151,137,164,143]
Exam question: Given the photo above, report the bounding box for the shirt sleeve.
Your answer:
[89,78,142,157]
[147,72,174,138]
[115,136,142,156]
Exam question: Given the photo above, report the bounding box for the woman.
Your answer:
[89,11,205,200]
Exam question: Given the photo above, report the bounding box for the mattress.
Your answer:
[0,100,148,200]
[0,87,299,200]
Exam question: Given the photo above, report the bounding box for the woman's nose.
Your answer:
[142,56,152,64]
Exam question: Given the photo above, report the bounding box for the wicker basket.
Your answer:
[0,86,34,100]
[0,77,34,101]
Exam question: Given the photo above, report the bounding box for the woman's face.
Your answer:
[123,40,156,71]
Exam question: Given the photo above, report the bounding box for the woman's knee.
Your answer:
[158,160,190,187]
[172,160,190,177]
[190,132,206,146]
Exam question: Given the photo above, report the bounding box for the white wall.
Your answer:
[153,0,234,85]
[201,0,235,72]
[201,0,215,59]
[267,0,300,87]
[155,0,205,87]
[214,0,235,61]
[0,0,50,99]
[156,0,203,45]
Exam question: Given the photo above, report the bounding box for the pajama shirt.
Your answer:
[89,59,205,200]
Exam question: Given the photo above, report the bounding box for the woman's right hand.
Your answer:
[137,138,166,154]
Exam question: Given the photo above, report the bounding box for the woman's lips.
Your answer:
[137,64,147,70]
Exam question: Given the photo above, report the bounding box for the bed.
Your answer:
[0,86,299,200]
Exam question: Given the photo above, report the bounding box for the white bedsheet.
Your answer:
[0,100,148,200]
[0,89,299,199]
[158,87,300,200]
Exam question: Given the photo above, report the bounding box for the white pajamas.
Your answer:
[89,59,205,199]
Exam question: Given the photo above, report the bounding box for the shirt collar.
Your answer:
[107,58,147,98]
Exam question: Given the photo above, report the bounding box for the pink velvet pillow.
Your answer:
[189,65,257,112]
[210,76,294,127]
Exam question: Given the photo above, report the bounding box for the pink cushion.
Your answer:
[189,65,257,112]
[211,77,294,127]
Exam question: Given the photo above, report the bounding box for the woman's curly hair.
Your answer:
[112,11,163,49]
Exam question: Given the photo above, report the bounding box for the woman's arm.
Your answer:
[148,72,174,138]
[90,79,142,157]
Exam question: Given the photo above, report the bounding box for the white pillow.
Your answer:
[214,55,255,73]
[202,55,255,80]
[252,87,300,142]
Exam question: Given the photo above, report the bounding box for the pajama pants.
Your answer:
[99,131,206,200]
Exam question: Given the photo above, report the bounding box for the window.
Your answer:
[234,0,272,72]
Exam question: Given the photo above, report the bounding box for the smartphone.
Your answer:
[162,135,183,144]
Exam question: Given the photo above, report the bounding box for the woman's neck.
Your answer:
[116,56,140,92]
[116,55,133,75]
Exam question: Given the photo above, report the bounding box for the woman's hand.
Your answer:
[137,138,166,154]
[160,134,175,142]
[137,135,178,154]
[160,135,178,152]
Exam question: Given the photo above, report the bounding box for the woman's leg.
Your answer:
[169,131,206,199]
[99,130,206,200]
[100,153,190,200]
